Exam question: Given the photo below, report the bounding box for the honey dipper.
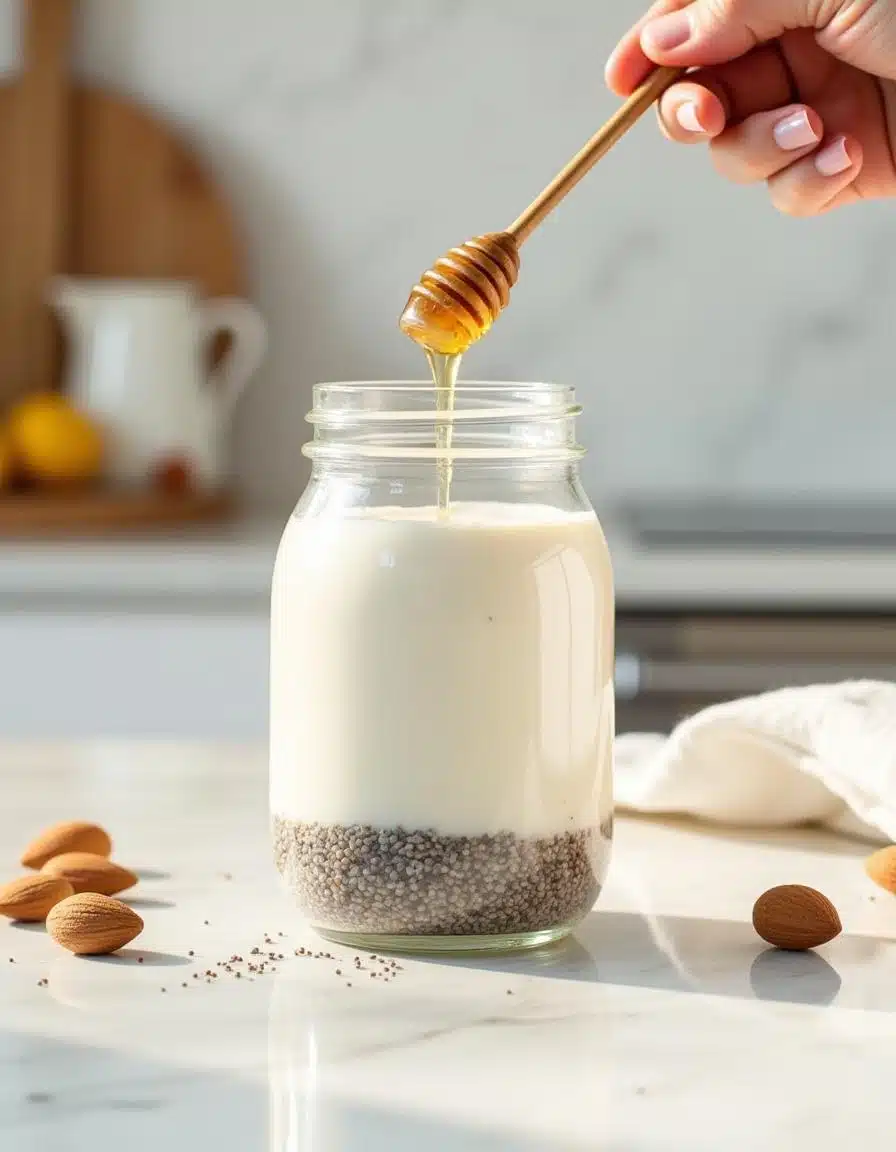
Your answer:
[400,66,684,355]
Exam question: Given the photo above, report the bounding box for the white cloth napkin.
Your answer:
[614,681,896,844]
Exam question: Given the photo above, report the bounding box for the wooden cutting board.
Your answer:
[0,487,235,536]
[0,0,245,407]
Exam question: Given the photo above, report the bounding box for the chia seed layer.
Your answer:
[272,817,611,937]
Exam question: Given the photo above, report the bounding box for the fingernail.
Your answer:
[676,102,706,134]
[773,109,820,151]
[815,136,852,176]
[642,10,693,53]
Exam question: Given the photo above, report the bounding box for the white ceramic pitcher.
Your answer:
[50,277,267,489]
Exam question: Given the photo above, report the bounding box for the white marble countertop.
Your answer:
[3,508,896,611]
[1,743,895,1150]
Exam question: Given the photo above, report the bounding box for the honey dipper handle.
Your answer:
[507,66,685,244]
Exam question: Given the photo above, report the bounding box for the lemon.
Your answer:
[7,393,104,486]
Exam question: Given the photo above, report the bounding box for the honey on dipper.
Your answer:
[399,233,521,357]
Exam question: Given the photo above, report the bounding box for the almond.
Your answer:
[47,893,143,955]
[752,884,842,951]
[865,845,896,895]
[41,852,136,896]
[21,821,112,869]
[0,875,75,921]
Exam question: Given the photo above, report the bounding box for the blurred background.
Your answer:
[2,0,896,741]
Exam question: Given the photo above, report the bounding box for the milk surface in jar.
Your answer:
[270,382,614,952]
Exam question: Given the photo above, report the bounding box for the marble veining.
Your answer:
[1,744,896,1149]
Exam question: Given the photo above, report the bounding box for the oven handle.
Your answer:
[615,652,896,700]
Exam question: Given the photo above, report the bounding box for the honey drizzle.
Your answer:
[425,350,461,517]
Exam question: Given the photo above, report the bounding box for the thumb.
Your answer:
[641,0,817,66]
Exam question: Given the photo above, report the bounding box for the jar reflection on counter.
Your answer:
[269,382,614,953]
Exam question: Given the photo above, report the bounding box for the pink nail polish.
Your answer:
[815,137,852,177]
[642,10,692,53]
[773,110,819,151]
[676,102,705,134]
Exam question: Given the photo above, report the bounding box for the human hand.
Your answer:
[606,0,896,215]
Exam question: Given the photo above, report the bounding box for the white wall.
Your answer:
[4,0,895,505]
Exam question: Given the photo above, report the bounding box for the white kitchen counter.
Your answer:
[1,508,895,610]
[1,742,894,1150]
[0,513,284,606]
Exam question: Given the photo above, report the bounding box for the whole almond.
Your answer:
[41,852,136,896]
[21,822,112,869]
[47,893,143,955]
[865,846,896,894]
[752,884,842,951]
[0,875,75,921]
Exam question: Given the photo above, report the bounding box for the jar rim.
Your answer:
[305,381,584,462]
[311,380,563,389]
[308,381,580,423]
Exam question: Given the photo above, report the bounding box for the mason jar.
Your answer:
[270,382,614,953]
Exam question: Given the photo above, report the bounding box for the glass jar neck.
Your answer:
[304,382,584,467]
[298,382,592,518]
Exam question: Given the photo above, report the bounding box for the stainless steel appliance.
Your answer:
[616,613,896,732]
[614,499,896,732]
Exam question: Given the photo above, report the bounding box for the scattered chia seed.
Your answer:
[273,817,609,937]
[182,983,188,988]
[161,988,166,993]
[203,921,209,925]
[336,969,342,976]
[137,957,144,964]
[188,951,194,957]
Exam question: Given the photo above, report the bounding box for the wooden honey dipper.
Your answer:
[399,66,684,355]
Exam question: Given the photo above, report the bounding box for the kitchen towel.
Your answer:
[614,681,896,843]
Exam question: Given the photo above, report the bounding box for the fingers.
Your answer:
[639,0,813,69]
[656,81,727,142]
[607,0,800,94]
[615,37,795,125]
[767,135,863,215]
[710,105,823,182]
[653,44,803,144]
[654,83,862,215]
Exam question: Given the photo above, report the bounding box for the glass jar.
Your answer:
[270,381,614,953]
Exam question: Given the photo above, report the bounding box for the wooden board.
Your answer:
[0,3,245,407]
[0,488,235,537]
[68,87,244,299]
[0,0,72,405]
